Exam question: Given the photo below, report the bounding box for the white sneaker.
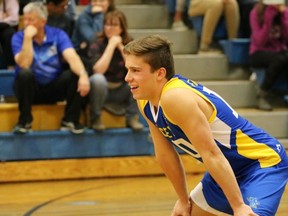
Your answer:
[172,21,189,31]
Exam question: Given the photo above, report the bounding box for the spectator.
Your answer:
[165,0,190,30]
[46,0,75,37]
[188,0,240,53]
[19,0,76,20]
[19,0,31,15]
[0,0,19,69]
[72,0,115,50]
[11,2,90,134]
[249,0,288,110]
[86,10,144,131]
[66,0,77,21]
[237,0,259,38]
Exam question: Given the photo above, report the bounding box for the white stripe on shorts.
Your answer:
[190,182,232,216]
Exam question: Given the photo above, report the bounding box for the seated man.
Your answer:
[11,2,90,134]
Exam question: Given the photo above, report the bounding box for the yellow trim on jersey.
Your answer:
[138,99,148,112]
[161,78,217,125]
[236,129,281,168]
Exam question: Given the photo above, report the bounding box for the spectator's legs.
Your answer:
[41,69,82,123]
[89,73,108,130]
[164,0,176,27]
[105,83,143,131]
[238,2,256,38]
[172,0,189,30]
[61,70,82,123]
[188,0,223,50]
[250,51,288,110]
[13,69,36,124]
[223,0,239,39]
[250,51,287,91]
[105,83,138,119]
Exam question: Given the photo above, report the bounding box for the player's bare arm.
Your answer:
[137,102,191,215]
[161,88,257,215]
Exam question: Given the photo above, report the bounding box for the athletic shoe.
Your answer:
[13,122,32,134]
[126,115,144,132]
[91,117,106,131]
[60,121,85,134]
[172,20,189,31]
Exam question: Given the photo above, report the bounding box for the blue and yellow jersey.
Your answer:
[139,75,287,176]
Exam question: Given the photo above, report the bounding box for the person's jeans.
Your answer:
[89,73,138,122]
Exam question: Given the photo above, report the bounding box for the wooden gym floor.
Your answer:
[0,173,287,216]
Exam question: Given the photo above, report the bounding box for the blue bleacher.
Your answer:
[0,69,15,97]
[0,128,153,161]
[0,69,155,162]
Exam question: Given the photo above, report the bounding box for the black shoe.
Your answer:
[60,121,85,134]
[13,122,32,134]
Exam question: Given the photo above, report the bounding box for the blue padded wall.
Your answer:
[0,128,155,161]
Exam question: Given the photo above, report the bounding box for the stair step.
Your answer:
[116,0,144,4]
[130,29,198,54]
[175,54,228,80]
[236,108,288,138]
[201,80,257,108]
[118,4,168,29]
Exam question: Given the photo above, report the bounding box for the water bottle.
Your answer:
[0,95,5,103]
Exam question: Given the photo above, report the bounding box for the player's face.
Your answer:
[125,54,161,103]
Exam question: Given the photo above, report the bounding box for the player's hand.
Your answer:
[233,204,259,216]
[171,199,191,216]
[24,25,38,38]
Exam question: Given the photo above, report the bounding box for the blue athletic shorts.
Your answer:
[190,161,288,215]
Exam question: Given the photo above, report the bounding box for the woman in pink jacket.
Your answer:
[249,0,288,110]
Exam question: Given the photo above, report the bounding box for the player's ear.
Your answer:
[157,67,166,80]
